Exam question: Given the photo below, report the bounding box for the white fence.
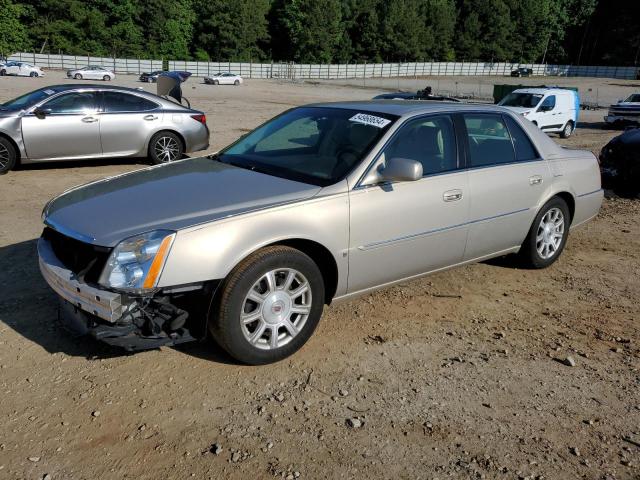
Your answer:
[9,52,639,80]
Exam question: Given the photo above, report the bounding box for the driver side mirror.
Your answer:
[33,107,51,119]
[380,157,423,183]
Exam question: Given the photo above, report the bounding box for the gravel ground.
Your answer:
[0,74,639,480]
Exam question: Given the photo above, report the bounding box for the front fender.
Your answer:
[158,190,350,297]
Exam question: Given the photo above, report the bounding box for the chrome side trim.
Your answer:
[577,188,603,198]
[38,237,127,322]
[358,208,530,251]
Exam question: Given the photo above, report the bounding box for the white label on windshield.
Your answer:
[44,89,55,95]
[349,113,391,128]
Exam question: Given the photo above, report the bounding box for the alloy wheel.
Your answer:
[240,268,312,350]
[536,207,565,260]
[153,136,180,163]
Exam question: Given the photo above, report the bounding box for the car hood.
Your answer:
[44,157,321,247]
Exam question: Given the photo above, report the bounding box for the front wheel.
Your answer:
[103,75,111,81]
[234,79,240,86]
[210,246,325,365]
[0,137,17,174]
[148,131,184,164]
[519,197,570,268]
[74,73,82,80]
[30,71,38,78]
[560,121,574,138]
[0,69,6,76]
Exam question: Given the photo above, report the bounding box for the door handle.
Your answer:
[144,115,158,121]
[81,116,98,123]
[443,189,463,202]
[529,175,543,185]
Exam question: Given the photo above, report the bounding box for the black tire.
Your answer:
[213,80,219,85]
[30,71,37,78]
[210,246,325,365]
[560,120,574,139]
[519,196,571,269]
[234,79,240,86]
[148,131,184,164]
[0,69,6,76]
[0,136,17,174]
[103,75,111,81]
[74,73,82,80]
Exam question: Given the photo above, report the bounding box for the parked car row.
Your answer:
[0,61,45,77]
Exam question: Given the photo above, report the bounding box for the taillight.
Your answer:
[191,114,206,125]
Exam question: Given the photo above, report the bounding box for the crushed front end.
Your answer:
[38,227,214,351]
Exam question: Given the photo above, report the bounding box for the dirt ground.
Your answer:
[0,74,639,480]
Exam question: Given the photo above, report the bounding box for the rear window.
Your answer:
[102,92,158,112]
[463,114,515,167]
[504,115,539,161]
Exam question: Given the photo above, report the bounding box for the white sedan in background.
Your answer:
[0,62,45,77]
[204,72,243,85]
[66,66,115,81]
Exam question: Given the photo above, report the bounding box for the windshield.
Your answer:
[1,87,58,111]
[218,107,397,186]
[624,94,640,102]
[499,92,543,108]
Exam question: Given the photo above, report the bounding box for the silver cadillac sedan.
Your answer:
[0,84,209,173]
[38,102,603,364]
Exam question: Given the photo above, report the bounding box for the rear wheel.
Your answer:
[213,80,219,85]
[519,197,570,268]
[560,121,574,138]
[103,75,111,81]
[0,137,17,174]
[234,79,240,86]
[74,73,82,80]
[0,69,6,76]
[210,246,325,365]
[148,131,183,164]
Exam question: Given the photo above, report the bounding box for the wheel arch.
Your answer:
[541,190,575,224]
[0,132,21,165]
[147,129,186,156]
[265,238,339,304]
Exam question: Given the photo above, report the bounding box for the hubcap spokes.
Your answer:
[0,143,9,169]
[241,268,312,350]
[154,137,179,162]
[536,207,564,259]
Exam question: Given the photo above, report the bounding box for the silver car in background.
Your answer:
[66,66,115,81]
[0,84,209,173]
[37,102,602,364]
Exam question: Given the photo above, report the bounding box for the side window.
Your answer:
[383,115,457,176]
[539,95,556,111]
[463,114,515,167]
[102,92,158,112]
[504,115,539,161]
[254,117,320,153]
[42,92,96,114]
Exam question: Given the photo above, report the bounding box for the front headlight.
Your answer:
[99,230,175,293]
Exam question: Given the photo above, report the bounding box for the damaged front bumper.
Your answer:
[38,236,213,351]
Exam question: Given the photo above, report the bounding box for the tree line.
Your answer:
[1,0,638,66]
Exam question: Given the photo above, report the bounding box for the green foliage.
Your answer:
[194,0,270,61]
[0,0,28,55]
[3,0,635,66]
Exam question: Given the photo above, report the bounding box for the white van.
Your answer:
[498,88,579,138]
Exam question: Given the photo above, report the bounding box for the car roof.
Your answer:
[305,100,511,117]
[512,88,573,95]
[39,84,144,93]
